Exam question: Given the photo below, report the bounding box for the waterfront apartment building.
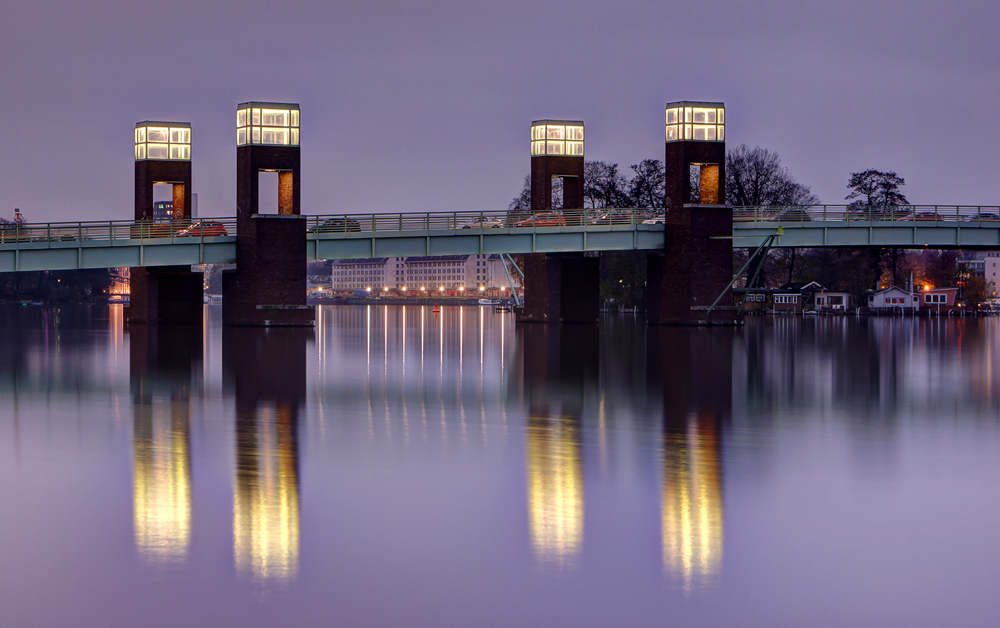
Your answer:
[330,254,514,291]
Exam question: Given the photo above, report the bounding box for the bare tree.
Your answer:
[726,144,819,207]
[628,159,665,209]
[584,161,631,209]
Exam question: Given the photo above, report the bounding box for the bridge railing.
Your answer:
[303,207,662,233]
[732,205,1000,224]
[0,218,239,245]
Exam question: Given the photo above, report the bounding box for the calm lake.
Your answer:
[1,304,998,627]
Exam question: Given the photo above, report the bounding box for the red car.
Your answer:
[514,212,566,227]
[176,220,229,237]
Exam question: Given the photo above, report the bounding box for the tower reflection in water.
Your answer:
[649,327,730,592]
[224,328,310,585]
[514,324,598,568]
[130,325,200,567]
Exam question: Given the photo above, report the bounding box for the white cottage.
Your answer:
[868,286,919,312]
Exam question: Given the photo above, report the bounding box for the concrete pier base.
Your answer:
[222,215,314,326]
[126,266,203,325]
[647,204,740,326]
[516,253,600,324]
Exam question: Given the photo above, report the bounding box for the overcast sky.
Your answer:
[1,0,997,222]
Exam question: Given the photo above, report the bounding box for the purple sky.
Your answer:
[1,0,998,222]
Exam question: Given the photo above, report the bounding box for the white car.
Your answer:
[461,218,504,229]
[641,215,666,224]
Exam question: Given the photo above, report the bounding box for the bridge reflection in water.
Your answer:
[130,325,200,567]
[224,328,310,585]
[650,328,731,592]
[515,325,598,568]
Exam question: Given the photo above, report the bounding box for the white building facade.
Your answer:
[331,254,516,292]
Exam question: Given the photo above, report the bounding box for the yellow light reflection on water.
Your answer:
[662,417,723,592]
[133,397,191,566]
[527,414,583,567]
[234,403,300,584]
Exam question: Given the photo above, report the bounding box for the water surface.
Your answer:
[0,305,998,627]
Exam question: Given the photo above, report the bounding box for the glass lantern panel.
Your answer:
[291,110,299,127]
[693,124,716,141]
[531,140,545,155]
[238,109,248,127]
[531,126,546,141]
[252,127,260,143]
[237,128,248,146]
[665,125,678,141]
[147,144,169,159]
[147,127,169,143]
[261,109,289,127]
[666,108,678,124]
[252,109,261,125]
[718,126,725,141]
[566,141,584,156]
[169,144,190,160]
[170,128,190,143]
[683,125,692,140]
[135,144,146,160]
[692,108,717,124]
[135,127,146,144]
[261,127,289,145]
[290,128,300,145]
[566,126,584,140]
[546,126,565,140]
[546,141,564,155]
[718,109,725,124]
[684,107,693,123]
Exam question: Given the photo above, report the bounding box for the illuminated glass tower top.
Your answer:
[237,102,300,147]
[665,102,725,142]
[135,122,191,161]
[531,120,584,157]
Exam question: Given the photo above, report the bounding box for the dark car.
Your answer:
[310,218,362,233]
[176,220,229,237]
[964,213,1000,222]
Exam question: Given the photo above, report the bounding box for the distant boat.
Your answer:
[479,298,501,305]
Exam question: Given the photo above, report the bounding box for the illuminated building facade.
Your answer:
[329,255,511,291]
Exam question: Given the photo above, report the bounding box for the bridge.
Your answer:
[2,205,997,273]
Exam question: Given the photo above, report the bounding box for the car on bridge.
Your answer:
[642,215,666,224]
[896,212,947,222]
[460,218,504,229]
[176,220,229,237]
[964,213,1000,222]
[514,212,566,228]
[310,217,362,233]
[588,212,636,225]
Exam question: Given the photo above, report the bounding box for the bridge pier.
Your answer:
[126,266,203,325]
[222,215,313,326]
[516,253,600,323]
[648,101,739,326]
[223,101,313,327]
[647,204,738,325]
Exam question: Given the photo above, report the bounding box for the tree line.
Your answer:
[511,146,973,308]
